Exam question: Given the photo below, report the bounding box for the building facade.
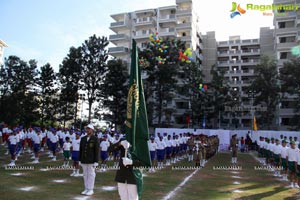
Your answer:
[273,0,300,129]
[109,0,203,128]
[108,0,202,64]
[108,0,300,130]
[0,39,8,65]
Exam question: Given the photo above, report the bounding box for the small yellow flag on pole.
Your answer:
[253,116,258,131]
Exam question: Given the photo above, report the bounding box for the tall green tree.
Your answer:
[250,56,280,129]
[140,38,186,126]
[178,62,204,127]
[208,65,230,128]
[79,35,109,123]
[59,47,82,127]
[36,63,57,126]
[280,57,300,129]
[2,56,39,126]
[101,59,128,131]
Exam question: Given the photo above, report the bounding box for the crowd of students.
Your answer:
[257,135,300,188]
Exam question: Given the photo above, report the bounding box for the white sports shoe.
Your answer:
[73,173,81,177]
[52,157,56,161]
[81,189,88,195]
[32,160,39,164]
[70,172,75,176]
[288,183,294,188]
[85,190,94,196]
[294,183,300,188]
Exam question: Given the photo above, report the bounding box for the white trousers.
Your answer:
[117,182,138,200]
[81,164,96,190]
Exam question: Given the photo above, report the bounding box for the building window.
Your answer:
[278,22,285,28]
[279,37,286,43]
[280,52,287,59]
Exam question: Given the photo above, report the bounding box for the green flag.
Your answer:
[125,39,152,198]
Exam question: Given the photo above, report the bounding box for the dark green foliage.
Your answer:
[80,35,109,122]
[101,59,128,131]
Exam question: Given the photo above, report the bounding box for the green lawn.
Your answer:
[0,145,299,200]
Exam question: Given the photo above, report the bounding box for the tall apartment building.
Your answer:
[203,28,274,129]
[108,0,203,65]
[0,39,8,65]
[273,0,300,129]
[109,0,203,127]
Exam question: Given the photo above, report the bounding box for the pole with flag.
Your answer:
[124,39,152,199]
[253,116,258,131]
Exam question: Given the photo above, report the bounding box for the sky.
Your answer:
[0,0,274,71]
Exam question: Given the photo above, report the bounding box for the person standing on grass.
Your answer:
[114,139,142,200]
[99,134,110,172]
[31,128,43,163]
[79,124,99,196]
[50,129,59,161]
[295,144,300,188]
[7,128,19,166]
[230,134,238,164]
[287,141,299,188]
[148,136,157,172]
[70,132,81,177]
[279,140,289,181]
[63,137,72,167]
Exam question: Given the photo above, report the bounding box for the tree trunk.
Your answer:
[88,100,93,123]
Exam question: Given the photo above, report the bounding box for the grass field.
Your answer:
[1,145,300,200]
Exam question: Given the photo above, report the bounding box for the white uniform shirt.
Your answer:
[296,149,300,165]
[148,141,157,151]
[156,140,166,150]
[100,140,110,151]
[32,134,43,144]
[72,138,81,151]
[63,142,72,151]
[9,135,19,145]
[280,145,288,159]
[50,134,59,143]
[273,144,281,154]
[287,147,298,162]
[165,139,172,147]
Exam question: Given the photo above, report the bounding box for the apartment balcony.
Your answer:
[134,17,156,27]
[110,21,130,32]
[109,34,129,45]
[159,28,177,37]
[276,27,298,35]
[133,30,154,40]
[218,39,259,46]
[274,11,297,20]
[176,9,192,16]
[159,14,177,24]
[277,42,298,49]
[279,108,296,116]
[179,35,192,42]
[217,49,260,56]
[176,22,192,30]
[217,59,260,66]
[108,46,129,56]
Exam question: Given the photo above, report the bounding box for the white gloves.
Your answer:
[93,162,99,168]
[122,157,133,166]
[79,161,81,166]
[121,140,130,149]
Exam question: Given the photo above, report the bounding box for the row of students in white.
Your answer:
[148,133,190,170]
[257,137,300,189]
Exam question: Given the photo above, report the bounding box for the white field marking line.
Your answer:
[101,186,117,191]
[162,168,200,200]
